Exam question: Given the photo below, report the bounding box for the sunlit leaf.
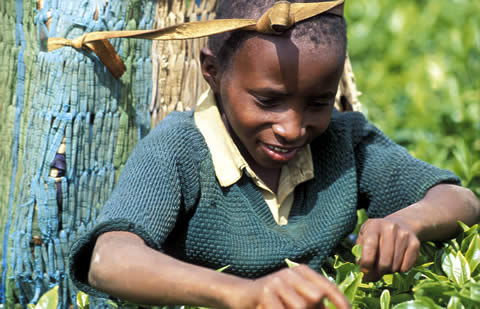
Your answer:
[465,234,480,273]
[216,265,230,272]
[413,280,454,303]
[413,267,449,282]
[333,256,357,285]
[380,289,391,309]
[458,222,471,233]
[442,252,456,282]
[447,296,465,309]
[453,252,471,285]
[77,291,89,309]
[392,299,437,309]
[338,272,363,303]
[106,300,118,308]
[352,244,362,260]
[35,286,58,309]
[284,259,299,268]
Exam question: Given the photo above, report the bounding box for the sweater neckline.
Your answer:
[239,175,311,229]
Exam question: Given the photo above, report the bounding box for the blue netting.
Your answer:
[2,0,155,307]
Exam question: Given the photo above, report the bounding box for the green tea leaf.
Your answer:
[392,271,417,292]
[455,252,471,285]
[35,286,59,309]
[413,280,454,303]
[392,300,435,309]
[354,209,368,235]
[446,296,465,309]
[465,234,480,273]
[285,259,299,268]
[465,282,480,302]
[442,251,471,285]
[106,300,118,308]
[390,293,414,305]
[352,244,362,260]
[333,256,357,285]
[383,274,393,285]
[458,221,471,233]
[77,290,89,309]
[380,289,391,309]
[216,265,231,272]
[460,230,477,254]
[339,272,363,303]
[412,267,449,282]
[393,297,443,309]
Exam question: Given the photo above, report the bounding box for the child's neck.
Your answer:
[249,162,281,194]
[219,109,282,193]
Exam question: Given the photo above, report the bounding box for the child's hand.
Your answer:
[356,218,420,282]
[233,265,350,309]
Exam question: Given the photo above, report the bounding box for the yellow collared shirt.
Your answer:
[194,90,314,226]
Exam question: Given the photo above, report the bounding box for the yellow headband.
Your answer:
[48,0,344,79]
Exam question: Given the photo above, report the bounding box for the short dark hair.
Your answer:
[208,0,347,71]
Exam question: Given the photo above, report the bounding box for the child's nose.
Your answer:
[272,111,306,144]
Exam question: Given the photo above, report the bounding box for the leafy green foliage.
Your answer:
[26,286,58,309]
[29,219,480,309]
[321,221,480,309]
[346,0,480,195]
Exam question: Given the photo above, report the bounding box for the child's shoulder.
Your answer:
[316,110,395,152]
[135,110,208,161]
[330,109,370,128]
[325,110,372,141]
[150,110,197,137]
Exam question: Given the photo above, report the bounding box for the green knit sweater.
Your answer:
[69,110,460,298]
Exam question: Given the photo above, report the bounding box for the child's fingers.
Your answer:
[377,224,396,275]
[255,266,346,309]
[358,222,380,271]
[400,236,421,273]
[295,265,351,309]
[284,268,324,304]
[266,272,309,309]
[259,289,285,309]
[392,229,410,273]
[276,283,308,309]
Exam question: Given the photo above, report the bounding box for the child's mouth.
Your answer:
[261,143,298,162]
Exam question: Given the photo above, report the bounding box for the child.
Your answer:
[69,1,480,308]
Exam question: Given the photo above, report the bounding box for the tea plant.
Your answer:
[29,216,480,309]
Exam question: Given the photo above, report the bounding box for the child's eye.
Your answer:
[308,100,332,109]
[253,96,280,107]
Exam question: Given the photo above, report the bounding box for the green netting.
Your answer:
[1,0,155,307]
[0,1,19,280]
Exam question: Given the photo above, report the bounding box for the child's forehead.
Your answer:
[227,35,344,92]
[233,34,336,63]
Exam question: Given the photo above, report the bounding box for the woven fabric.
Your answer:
[69,110,460,298]
[1,0,156,307]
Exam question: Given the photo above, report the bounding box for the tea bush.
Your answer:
[346,0,480,195]
[30,218,480,309]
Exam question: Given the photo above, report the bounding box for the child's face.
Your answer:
[214,36,344,169]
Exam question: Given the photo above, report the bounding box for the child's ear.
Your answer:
[200,47,221,93]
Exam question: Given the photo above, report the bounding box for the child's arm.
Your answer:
[356,184,480,282]
[89,231,351,309]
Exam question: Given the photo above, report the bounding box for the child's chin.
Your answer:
[257,156,292,169]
